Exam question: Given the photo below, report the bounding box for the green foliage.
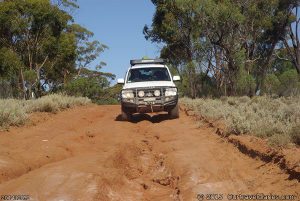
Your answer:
[64,77,104,99]
[24,70,37,84]
[278,69,300,96]
[95,84,122,105]
[0,0,74,98]
[146,0,298,97]
[272,52,295,74]
[64,77,120,105]
[264,74,281,95]
[77,40,108,71]
[0,0,109,100]
[262,67,300,96]
[53,0,79,9]
[193,72,219,98]
[0,48,22,78]
[236,67,256,96]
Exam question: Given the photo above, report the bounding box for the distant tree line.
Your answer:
[0,0,115,101]
[144,0,300,97]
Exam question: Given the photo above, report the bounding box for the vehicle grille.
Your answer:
[134,87,163,98]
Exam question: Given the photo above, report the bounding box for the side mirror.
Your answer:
[173,76,180,81]
[117,78,125,84]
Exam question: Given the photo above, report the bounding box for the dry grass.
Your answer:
[25,94,91,113]
[0,99,27,128]
[181,96,300,146]
[0,94,91,129]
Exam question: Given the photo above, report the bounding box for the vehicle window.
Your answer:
[127,67,171,83]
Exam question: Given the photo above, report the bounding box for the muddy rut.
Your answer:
[0,105,299,201]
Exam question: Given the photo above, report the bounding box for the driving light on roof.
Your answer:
[130,59,165,66]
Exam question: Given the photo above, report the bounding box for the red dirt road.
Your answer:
[0,105,299,201]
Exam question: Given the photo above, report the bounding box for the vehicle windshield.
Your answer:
[127,67,171,83]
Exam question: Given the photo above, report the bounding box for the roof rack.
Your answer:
[130,59,165,66]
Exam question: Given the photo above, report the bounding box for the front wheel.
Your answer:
[121,108,132,121]
[168,104,179,119]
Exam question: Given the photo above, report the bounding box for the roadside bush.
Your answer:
[95,84,122,105]
[268,133,291,147]
[290,125,300,145]
[64,77,104,99]
[64,78,121,105]
[26,94,91,113]
[236,74,256,96]
[238,96,250,103]
[0,99,27,128]
[0,94,91,129]
[236,67,256,96]
[181,96,300,147]
[278,69,300,96]
[264,74,281,95]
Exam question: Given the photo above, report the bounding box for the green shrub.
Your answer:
[64,78,120,105]
[94,84,122,105]
[264,74,281,95]
[23,70,37,84]
[0,48,21,78]
[64,77,104,99]
[278,69,300,96]
[236,67,256,96]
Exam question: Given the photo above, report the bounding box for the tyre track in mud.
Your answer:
[0,106,183,200]
[0,106,105,184]
[134,120,182,201]
[0,105,299,200]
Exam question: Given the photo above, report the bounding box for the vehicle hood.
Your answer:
[123,81,175,89]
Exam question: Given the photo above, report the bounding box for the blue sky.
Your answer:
[73,0,160,82]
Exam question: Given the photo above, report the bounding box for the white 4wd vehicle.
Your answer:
[117,59,180,121]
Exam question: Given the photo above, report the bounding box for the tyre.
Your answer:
[121,108,132,121]
[168,103,179,119]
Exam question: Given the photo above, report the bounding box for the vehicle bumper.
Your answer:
[121,96,178,113]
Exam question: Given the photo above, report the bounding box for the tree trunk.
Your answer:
[226,57,237,96]
[214,47,223,94]
[188,62,197,99]
[19,68,27,99]
[295,46,300,74]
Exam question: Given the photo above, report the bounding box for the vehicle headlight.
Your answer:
[122,90,134,99]
[154,90,160,97]
[165,88,177,97]
[138,90,145,97]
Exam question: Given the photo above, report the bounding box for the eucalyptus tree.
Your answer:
[281,4,300,74]
[0,0,109,98]
[0,0,75,98]
[145,0,298,96]
[144,0,208,98]
[71,24,108,77]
